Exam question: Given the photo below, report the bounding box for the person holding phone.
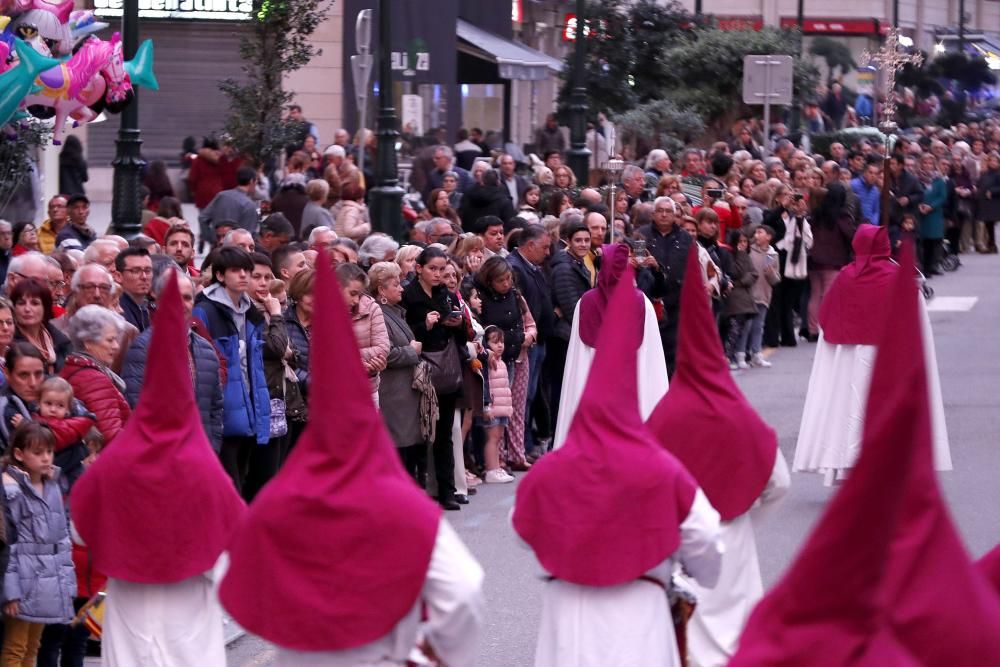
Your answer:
[693,178,737,242]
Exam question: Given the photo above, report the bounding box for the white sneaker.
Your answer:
[736,357,750,370]
[728,360,739,371]
[751,353,772,368]
[466,472,482,488]
[485,469,515,484]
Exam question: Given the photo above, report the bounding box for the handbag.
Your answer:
[269,397,288,438]
[422,341,462,395]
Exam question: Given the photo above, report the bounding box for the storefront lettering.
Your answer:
[94,0,252,20]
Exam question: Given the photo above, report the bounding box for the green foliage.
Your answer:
[614,99,705,156]
[809,36,857,81]
[220,0,332,165]
[930,52,996,91]
[659,27,820,137]
[0,120,51,212]
[556,0,707,119]
[810,126,888,157]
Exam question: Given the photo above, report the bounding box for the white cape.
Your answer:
[532,489,723,667]
[553,297,668,449]
[793,293,951,481]
[103,556,229,667]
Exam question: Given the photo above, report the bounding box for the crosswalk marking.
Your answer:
[927,296,978,312]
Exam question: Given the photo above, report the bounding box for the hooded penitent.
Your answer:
[70,273,245,584]
[646,242,776,521]
[218,250,442,652]
[512,264,696,587]
[732,246,1000,665]
[576,243,645,347]
[818,224,898,345]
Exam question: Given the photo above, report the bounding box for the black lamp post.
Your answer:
[565,0,591,186]
[368,0,405,243]
[110,0,145,239]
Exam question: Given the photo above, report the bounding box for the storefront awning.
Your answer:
[456,19,562,81]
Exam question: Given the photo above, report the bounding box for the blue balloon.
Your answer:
[0,40,61,127]
[125,39,158,91]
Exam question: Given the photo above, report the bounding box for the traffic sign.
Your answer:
[742,55,794,106]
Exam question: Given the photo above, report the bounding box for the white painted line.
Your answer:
[927,296,978,312]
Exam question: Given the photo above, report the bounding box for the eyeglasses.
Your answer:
[123,267,153,276]
[0,319,13,328]
[48,280,66,290]
[78,283,113,293]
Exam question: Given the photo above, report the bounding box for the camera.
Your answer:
[706,188,725,199]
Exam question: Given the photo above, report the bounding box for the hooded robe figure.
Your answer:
[732,246,1000,665]
[70,272,246,666]
[646,243,789,667]
[219,250,484,666]
[513,264,723,667]
[793,225,951,484]
[553,243,668,448]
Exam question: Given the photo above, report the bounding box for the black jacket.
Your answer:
[548,249,591,341]
[635,223,692,312]
[460,184,517,233]
[13,324,72,373]
[401,280,467,354]
[119,292,151,332]
[476,283,525,364]
[508,250,555,341]
[889,170,925,227]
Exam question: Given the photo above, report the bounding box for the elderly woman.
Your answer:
[358,233,400,270]
[300,178,335,240]
[336,263,389,406]
[395,244,422,286]
[61,305,131,445]
[369,261,428,482]
[12,278,72,373]
[12,222,41,256]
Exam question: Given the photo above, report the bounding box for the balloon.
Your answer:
[0,38,60,127]
[124,39,158,91]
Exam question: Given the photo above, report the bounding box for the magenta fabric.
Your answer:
[819,224,899,345]
[513,265,697,587]
[977,545,1000,597]
[218,250,442,652]
[577,243,645,347]
[646,243,777,521]
[733,247,1000,665]
[70,275,246,584]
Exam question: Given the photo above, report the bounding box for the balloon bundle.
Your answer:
[0,0,158,145]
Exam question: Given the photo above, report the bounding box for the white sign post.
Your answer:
[742,55,794,159]
[352,9,374,179]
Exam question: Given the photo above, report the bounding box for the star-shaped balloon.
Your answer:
[125,39,158,91]
[0,38,61,127]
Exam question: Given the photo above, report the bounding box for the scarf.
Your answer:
[23,326,56,372]
[790,216,805,265]
[918,166,940,188]
[75,352,127,394]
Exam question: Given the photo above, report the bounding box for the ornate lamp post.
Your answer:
[110,0,144,239]
[368,0,405,243]
[862,28,923,227]
[565,0,591,186]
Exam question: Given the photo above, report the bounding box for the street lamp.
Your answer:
[565,0,591,186]
[110,0,145,239]
[368,0,405,243]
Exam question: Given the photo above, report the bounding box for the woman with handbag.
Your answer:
[369,262,432,485]
[402,247,468,511]
[243,253,294,502]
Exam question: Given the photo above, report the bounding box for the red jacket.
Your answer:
[60,354,131,446]
[36,415,94,452]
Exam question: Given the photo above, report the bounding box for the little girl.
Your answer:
[480,327,514,484]
[2,422,76,665]
[722,229,759,370]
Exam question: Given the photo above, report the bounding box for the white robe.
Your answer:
[103,555,229,667]
[793,293,951,483]
[685,452,791,667]
[554,297,668,449]
[276,518,485,667]
[532,489,724,667]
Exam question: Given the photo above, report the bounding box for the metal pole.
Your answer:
[368,0,405,242]
[893,0,899,29]
[110,0,144,239]
[566,0,591,186]
[762,63,772,160]
[797,0,804,29]
[788,0,804,142]
[695,0,702,16]
[880,138,893,227]
[958,0,966,54]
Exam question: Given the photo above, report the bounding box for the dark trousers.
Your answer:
[543,337,569,448]
[37,597,89,667]
[660,307,680,379]
[398,443,428,487]
[921,238,942,273]
[433,392,458,503]
[281,419,306,466]
[242,434,284,502]
[774,278,807,346]
[220,435,256,493]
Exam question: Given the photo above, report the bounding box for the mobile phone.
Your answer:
[633,239,648,260]
[793,193,804,201]
[449,310,463,319]
[706,188,724,199]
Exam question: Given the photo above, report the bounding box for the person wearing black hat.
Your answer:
[55,195,97,251]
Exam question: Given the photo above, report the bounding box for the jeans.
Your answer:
[725,314,752,362]
[748,303,769,355]
[524,343,546,453]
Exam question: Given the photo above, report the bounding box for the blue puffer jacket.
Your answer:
[193,285,270,445]
[121,326,225,451]
[2,466,76,623]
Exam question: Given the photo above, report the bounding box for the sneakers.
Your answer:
[728,359,739,371]
[736,356,750,370]
[484,468,515,484]
[465,471,482,488]
[750,353,772,368]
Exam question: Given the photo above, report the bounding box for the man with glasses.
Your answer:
[38,195,69,254]
[4,252,50,296]
[115,247,154,331]
[51,263,115,332]
[0,220,11,285]
[636,197,692,377]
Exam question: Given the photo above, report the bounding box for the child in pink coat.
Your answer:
[480,326,514,484]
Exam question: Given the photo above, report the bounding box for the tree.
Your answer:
[0,121,50,218]
[220,0,332,166]
[809,36,857,82]
[659,27,819,140]
[555,0,707,120]
[614,99,705,158]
